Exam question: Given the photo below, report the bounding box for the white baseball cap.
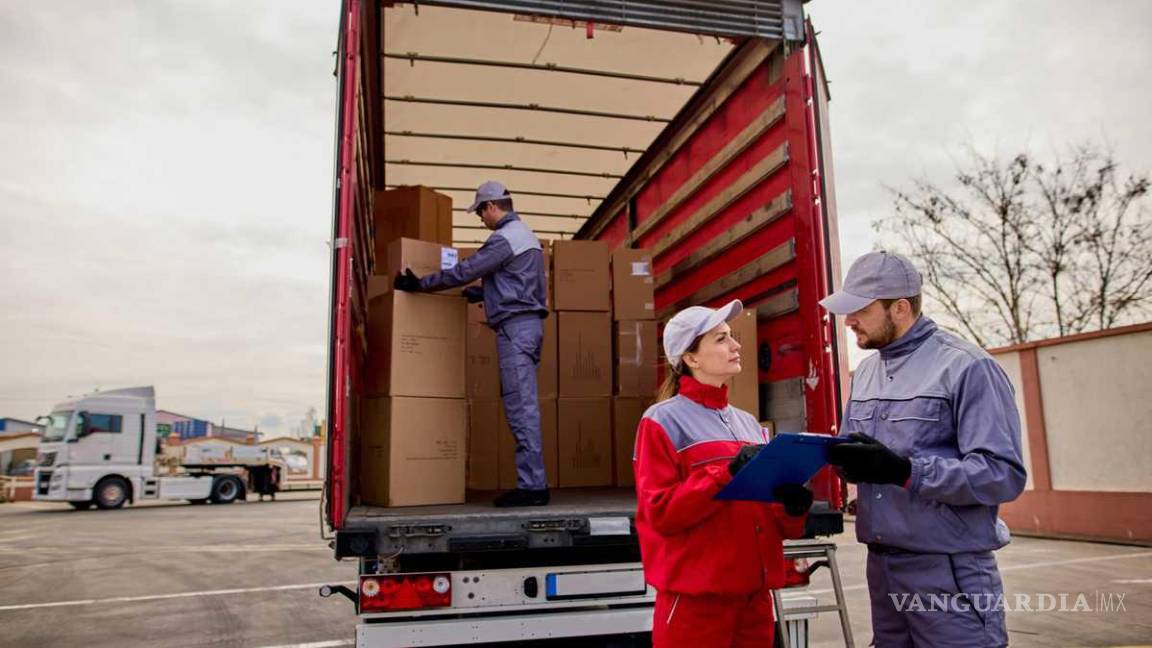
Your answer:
[663,300,743,369]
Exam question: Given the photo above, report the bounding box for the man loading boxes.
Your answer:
[394,181,551,508]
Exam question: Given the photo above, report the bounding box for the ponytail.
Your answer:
[656,363,683,402]
[657,335,703,402]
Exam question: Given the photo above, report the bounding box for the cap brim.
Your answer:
[819,290,873,315]
[703,299,743,333]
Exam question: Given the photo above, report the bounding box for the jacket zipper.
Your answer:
[716,408,739,442]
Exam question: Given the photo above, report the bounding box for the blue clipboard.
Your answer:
[715,433,850,502]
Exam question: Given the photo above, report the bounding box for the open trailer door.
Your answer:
[326,0,833,532]
[578,23,846,511]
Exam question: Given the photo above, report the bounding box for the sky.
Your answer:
[1,1,1150,434]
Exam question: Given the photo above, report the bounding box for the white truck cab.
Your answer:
[33,386,266,510]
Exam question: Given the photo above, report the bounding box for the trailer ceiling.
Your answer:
[380,4,799,245]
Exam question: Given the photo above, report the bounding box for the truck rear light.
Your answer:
[359,574,451,612]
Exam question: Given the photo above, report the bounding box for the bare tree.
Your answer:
[879,145,1151,347]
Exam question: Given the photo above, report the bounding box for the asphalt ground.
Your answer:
[0,495,1148,647]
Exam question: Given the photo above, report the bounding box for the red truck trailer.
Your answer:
[321,2,850,646]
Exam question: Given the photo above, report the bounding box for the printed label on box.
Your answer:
[441,247,459,270]
[631,261,651,276]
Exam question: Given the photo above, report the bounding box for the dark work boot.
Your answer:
[493,488,551,508]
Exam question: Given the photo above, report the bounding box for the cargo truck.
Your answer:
[32,386,281,509]
[321,2,852,646]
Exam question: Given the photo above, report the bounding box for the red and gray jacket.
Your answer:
[634,376,807,596]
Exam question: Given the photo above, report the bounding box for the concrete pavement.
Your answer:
[0,496,1149,647]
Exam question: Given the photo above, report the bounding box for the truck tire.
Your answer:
[93,477,130,510]
[210,476,244,504]
[69,501,93,511]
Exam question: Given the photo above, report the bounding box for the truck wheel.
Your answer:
[69,501,93,511]
[210,476,244,504]
[94,477,129,510]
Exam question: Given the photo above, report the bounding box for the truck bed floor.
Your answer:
[346,487,637,527]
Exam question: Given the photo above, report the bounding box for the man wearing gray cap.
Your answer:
[820,251,1026,648]
[395,181,550,507]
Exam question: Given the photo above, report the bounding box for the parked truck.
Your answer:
[32,386,281,509]
[321,2,851,646]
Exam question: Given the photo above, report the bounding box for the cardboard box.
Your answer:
[497,399,559,490]
[612,248,656,320]
[615,320,659,397]
[365,291,466,398]
[557,398,613,487]
[379,238,462,294]
[466,300,487,325]
[466,322,500,400]
[727,309,760,416]
[552,240,610,311]
[374,186,453,254]
[467,400,500,490]
[558,312,612,397]
[613,397,653,487]
[360,396,466,506]
[539,314,558,398]
[367,275,392,301]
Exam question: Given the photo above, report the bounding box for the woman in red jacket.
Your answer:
[634,300,813,648]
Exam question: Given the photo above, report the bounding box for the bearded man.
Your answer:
[820,251,1027,648]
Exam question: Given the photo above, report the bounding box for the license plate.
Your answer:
[545,569,648,601]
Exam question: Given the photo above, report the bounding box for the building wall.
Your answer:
[0,419,43,435]
[1037,330,1152,492]
[990,350,1033,491]
[990,323,1152,543]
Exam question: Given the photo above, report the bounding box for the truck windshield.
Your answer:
[41,411,74,443]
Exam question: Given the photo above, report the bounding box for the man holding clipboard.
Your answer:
[820,251,1027,648]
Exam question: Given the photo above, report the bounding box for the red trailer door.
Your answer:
[579,25,847,506]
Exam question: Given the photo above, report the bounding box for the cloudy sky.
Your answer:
[2,1,1149,434]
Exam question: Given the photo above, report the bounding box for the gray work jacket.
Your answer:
[419,212,548,328]
[843,316,1027,554]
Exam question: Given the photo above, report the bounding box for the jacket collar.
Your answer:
[494,211,520,229]
[679,375,729,409]
[879,315,937,359]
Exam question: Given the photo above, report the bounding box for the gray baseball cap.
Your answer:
[466,180,511,212]
[819,251,922,315]
[663,300,743,369]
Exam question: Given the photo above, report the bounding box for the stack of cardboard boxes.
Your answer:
[361,185,742,505]
[610,248,659,487]
[361,187,468,507]
[552,241,615,488]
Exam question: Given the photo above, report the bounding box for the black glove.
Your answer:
[728,444,765,476]
[773,484,814,516]
[462,286,483,304]
[394,269,421,292]
[826,433,911,486]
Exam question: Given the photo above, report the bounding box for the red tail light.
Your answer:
[359,573,452,612]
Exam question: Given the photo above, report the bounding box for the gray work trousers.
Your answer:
[867,547,1008,648]
[495,314,546,490]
